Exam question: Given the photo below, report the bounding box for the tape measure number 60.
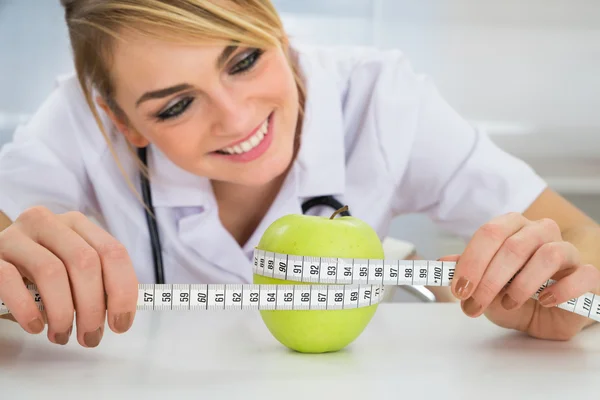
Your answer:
[0,283,385,314]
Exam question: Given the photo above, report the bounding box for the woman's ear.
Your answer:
[95,95,149,147]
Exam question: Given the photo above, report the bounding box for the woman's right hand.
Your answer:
[0,206,139,347]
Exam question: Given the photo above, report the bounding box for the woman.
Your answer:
[0,0,598,349]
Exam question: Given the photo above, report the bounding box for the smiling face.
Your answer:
[99,29,300,186]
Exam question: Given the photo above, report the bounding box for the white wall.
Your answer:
[1,0,599,259]
[0,1,72,132]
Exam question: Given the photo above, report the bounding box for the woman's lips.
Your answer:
[212,112,274,163]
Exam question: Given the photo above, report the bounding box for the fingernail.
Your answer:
[501,294,518,310]
[455,277,473,299]
[54,327,72,346]
[462,297,482,316]
[28,317,44,334]
[114,312,132,333]
[84,327,103,348]
[538,292,556,307]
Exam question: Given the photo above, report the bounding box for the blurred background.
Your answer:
[1,0,599,260]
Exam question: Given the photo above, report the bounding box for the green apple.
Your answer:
[254,206,384,353]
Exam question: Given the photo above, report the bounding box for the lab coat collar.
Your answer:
[146,145,214,210]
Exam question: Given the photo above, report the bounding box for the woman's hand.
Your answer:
[0,206,139,347]
[442,212,600,340]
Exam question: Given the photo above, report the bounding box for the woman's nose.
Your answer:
[211,93,255,137]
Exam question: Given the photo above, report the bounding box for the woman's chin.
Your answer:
[220,157,292,187]
[236,165,289,186]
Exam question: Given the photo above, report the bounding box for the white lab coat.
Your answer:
[0,44,547,284]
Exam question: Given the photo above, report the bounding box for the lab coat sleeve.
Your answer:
[0,84,94,222]
[390,77,548,240]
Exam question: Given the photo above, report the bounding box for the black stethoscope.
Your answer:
[137,146,350,284]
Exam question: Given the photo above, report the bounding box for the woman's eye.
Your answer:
[230,49,264,75]
[157,97,194,121]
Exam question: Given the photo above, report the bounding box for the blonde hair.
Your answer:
[60,0,305,205]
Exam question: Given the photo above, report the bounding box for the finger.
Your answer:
[500,241,580,310]
[61,212,138,335]
[437,254,460,262]
[461,219,559,317]
[452,212,527,300]
[0,229,74,344]
[0,259,45,334]
[15,208,103,347]
[536,264,600,308]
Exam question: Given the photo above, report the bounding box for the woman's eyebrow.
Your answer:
[136,84,193,107]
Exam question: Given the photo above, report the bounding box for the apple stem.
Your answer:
[330,205,349,219]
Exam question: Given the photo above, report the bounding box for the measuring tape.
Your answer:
[1,249,599,323]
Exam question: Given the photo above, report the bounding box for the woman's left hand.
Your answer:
[441,212,600,340]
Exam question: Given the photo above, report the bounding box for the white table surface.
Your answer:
[1,303,598,399]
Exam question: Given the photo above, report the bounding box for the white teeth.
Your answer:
[219,117,269,155]
[240,142,251,152]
